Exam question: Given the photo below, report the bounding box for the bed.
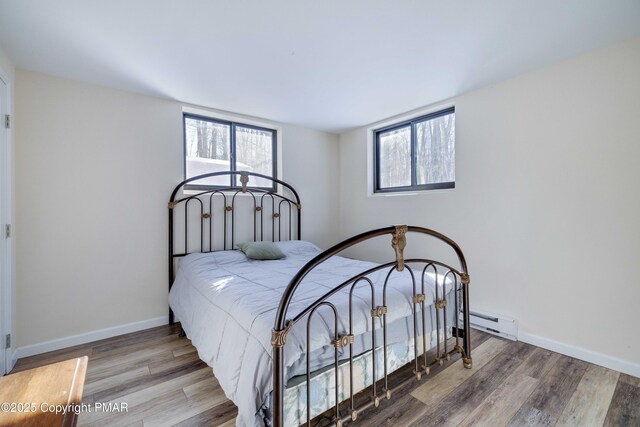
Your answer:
[168,171,472,427]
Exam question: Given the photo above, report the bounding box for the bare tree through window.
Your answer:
[416,113,455,185]
[184,114,276,188]
[379,126,411,188]
[375,108,455,192]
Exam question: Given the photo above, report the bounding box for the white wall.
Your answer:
[15,70,339,348]
[339,38,640,368]
[282,125,340,245]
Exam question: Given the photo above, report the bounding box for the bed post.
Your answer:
[168,201,175,324]
[461,273,472,368]
[272,323,290,427]
[272,346,284,427]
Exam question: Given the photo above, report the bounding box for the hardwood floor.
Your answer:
[10,324,640,427]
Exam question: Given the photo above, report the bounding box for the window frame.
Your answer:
[373,107,455,194]
[183,112,278,192]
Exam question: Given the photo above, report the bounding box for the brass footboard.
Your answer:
[271,225,471,427]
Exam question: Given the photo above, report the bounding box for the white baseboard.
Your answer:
[518,331,640,378]
[14,316,168,361]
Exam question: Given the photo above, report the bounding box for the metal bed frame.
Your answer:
[168,171,472,427]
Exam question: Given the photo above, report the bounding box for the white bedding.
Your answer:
[169,240,454,427]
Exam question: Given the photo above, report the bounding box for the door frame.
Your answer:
[0,65,13,375]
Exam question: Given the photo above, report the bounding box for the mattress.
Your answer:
[169,240,458,427]
[261,328,453,426]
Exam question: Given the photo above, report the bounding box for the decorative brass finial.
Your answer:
[371,306,388,318]
[435,300,447,309]
[240,171,249,193]
[271,322,292,348]
[391,225,408,271]
[202,213,211,219]
[333,334,355,348]
[461,273,470,285]
[168,201,176,209]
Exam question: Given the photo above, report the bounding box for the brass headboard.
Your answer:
[168,171,301,322]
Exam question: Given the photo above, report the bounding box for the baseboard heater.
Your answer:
[460,309,517,341]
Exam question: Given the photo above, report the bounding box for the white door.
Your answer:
[0,76,8,376]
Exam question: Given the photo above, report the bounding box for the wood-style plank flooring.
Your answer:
[10,324,640,427]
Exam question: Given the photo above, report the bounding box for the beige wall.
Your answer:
[339,38,640,366]
[15,70,339,347]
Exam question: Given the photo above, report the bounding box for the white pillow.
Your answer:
[209,249,247,265]
[274,240,322,257]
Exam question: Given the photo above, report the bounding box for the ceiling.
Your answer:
[1,1,639,133]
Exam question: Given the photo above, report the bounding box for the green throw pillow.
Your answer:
[237,241,285,260]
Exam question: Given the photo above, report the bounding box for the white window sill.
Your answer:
[368,188,455,197]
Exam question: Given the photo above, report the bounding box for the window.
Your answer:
[183,113,277,189]
[374,107,455,193]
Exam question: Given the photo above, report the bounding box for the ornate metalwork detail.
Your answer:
[168,201,176,209]
[371,306,388,318]
[273,213,280,218]
[415,370,422,380]
[255,206,262,212]
[240,171,249,193]
[413,294,426,304]
[438,358,444,366]
[225,206,233,212]
[296,203,301,210]
[336,420,343,427]
[461,273,470,285]
[446,353,451,361]
[435,300,447,309]
[454,345,463,354]
[271,322,292,348]
[373,396,380,408]
[385,389,392,400]
[463,357,473,369]
[351,410,357,421]
[424,365,431,375]
[202,213,211,219]
[391,225,408,271]
[333,334,354,348]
